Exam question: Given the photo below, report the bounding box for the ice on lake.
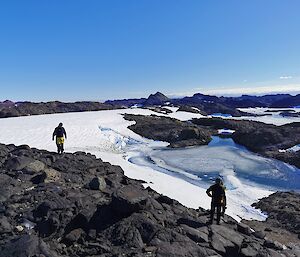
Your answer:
[129,136,300,191]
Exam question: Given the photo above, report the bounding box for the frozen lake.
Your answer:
[128,136,300,191]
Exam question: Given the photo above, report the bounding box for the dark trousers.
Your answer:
[56,143,64,154]
[210,203,222,224]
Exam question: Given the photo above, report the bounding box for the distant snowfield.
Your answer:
[2,107,296,222]
[238,107,300,125]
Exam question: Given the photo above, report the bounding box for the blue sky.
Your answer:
[0,0,300,101]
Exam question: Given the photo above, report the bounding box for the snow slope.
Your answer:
[0,108,274,221]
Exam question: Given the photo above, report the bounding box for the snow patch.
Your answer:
[218,128,235,135]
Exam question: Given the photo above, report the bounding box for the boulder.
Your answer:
[210,224,245,254]
[64,228,86,244]
[180,224,209,243]
[111,185,148,215]
[253,230,266,239]
[23,160,45,174]
[44,168,61,183]
[5,156,33,171]
[240,245,259,257]
[264,238,285,250]
[237,222,252,235]
[87,177,106,191]
[31,171,47,184]
[0,234,59,257]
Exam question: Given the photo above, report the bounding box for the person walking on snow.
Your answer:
[52,122,67,154]
[206,177,226,224]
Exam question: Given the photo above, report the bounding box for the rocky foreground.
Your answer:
[1,144,299,257]
[243,191,300,249]
[250,191,300,236]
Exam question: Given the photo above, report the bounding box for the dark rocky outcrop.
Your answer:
[145,106,173,114]
[172,93,249,117]
[192,117,300,168]
[124,114,212,147]
[0,101,115,118]
[252,192,300,236]
[243,192,300,248]
[0,143,298,256]
[176,105,204,114]
[280,110,300,117]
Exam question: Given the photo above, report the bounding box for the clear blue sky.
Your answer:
[1,0,300,101]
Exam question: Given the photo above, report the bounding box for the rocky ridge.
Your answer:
[251,191,300,236]
[1,143,299,256]
[2,92,300,119]
[124,114,212,148]
[106,92,300,116]
[0,101,115,118]
[243,191,300,248]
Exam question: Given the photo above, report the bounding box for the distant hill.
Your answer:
[270,94,300,107]
[106,92,296,109]
[144,92,170,106]
[0,101,115,118]
[220,94,292,108]
[106,92,298,116]
[105,92,169,107]
[1,92,299,119]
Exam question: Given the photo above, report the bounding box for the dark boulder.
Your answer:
[31,171,47,184]
[4,156,34,171]
[0,234,59,257]
[64,228,86,245]
[87,176,107,191]
[111,185,148,216]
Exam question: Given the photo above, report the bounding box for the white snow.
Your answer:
[218,128,235,135]
[237,107,300,125]
[160,106,206,121]
[288,145,300,152]
[280,144,300,153]
[0,108,281,221]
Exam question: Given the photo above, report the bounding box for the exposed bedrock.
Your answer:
[243,191,300,248]
[124,114,212,147]
[0,143,299,256]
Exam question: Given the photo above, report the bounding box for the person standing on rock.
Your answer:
[52,122,67,154]
[206,177,226,225]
